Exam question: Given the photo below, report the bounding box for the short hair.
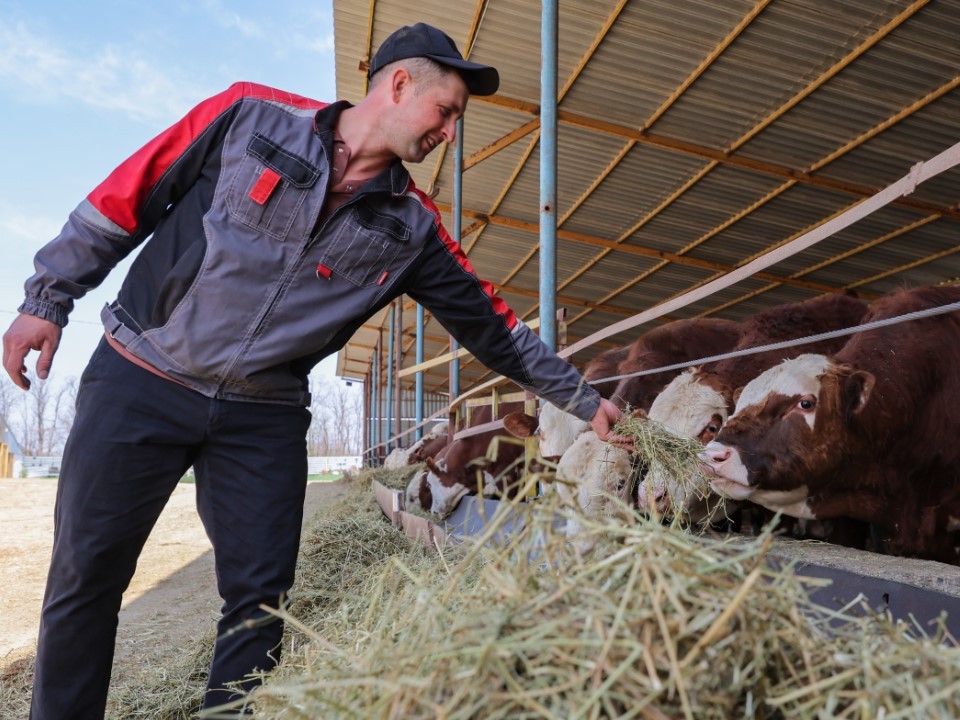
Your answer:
[369,56,453,94]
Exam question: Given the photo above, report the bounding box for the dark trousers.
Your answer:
[30,339,312,719]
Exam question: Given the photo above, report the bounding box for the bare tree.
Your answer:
[9,374,78,456]
[307,374,363,456]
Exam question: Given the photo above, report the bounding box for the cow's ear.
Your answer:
[732,386,744,406]
[502,411,538,438]
[842,369,875,417]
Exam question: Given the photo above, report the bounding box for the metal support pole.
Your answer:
[386,304,395,453]
[395,300,403,446]
[373,333,381,463]
[450,115,465,405]
[415,303,425,440]
[540,0,559,351]
[363,370,371,466]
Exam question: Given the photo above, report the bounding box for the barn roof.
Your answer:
[331,0,960,400]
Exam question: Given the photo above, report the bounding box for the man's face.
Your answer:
[390,70,468,163]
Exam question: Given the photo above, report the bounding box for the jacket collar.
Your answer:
[314,101,411,197]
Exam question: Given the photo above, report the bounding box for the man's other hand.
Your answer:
[2,313,62,390]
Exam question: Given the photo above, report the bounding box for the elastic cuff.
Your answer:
[18,295,69,328]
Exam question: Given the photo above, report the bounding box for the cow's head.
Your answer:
[405,468,431,510]
[503,403,589,462]
[700,354,875,518]
[422,454,474,517]
[640,369,728,521]
[555,432,636,551]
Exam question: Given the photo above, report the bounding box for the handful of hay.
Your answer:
[613,413,728,526]
[231,469,960,720]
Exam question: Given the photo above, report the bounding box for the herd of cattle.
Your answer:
[388,284,960,565]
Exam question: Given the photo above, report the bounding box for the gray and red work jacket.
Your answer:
[20,82,601,419]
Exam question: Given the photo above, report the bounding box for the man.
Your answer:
[3,22,621,719]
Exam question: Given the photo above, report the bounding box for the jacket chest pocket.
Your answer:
[226,133,320,241]
[319,205,411,287]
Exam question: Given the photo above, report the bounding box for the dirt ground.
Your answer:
[0,477,349,680]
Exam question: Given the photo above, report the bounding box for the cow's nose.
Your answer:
[699,442,731,464]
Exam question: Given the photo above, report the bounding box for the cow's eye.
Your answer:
[797,396,816,411]
[706,422,721,433]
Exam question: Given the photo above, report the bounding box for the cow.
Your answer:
[502,343,631,464]
[405,402,527,517]
[382,447,410,469]
[553,430,637,552]
[504,317,744,462]
[502,317,743,544]
[382,422,449,469]
[641,293,868,525]
[610,317,743,412]
[406,424,450,464]
[700,285,960,564]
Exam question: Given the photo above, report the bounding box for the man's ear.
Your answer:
[391,66,413,102]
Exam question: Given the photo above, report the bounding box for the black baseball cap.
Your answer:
[367,23,500,96]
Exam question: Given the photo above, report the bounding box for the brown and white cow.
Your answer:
[504,317,745,462]
[700,285,960,564]
[502,344,632,464]
[610,317,743,412]
[641,293,867,523]
[503,317,744,542]
[405,402,526,517]
[384,423,449,470]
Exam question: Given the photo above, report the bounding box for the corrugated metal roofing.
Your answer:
[332,0,960,404]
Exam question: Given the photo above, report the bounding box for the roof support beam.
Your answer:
[434,202,863,297]
[474,95,960,222]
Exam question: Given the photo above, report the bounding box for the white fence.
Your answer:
[19,455,361,478]
[308,456,362,474]
[21,456,61,478]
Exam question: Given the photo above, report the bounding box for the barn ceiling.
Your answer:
[331,0,960,403]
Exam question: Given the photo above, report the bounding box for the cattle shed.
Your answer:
[332,0,960,430]
[329,0,960,654]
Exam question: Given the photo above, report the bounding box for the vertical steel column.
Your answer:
[415,303,425,440]
[385,304,395,453]
[450,115,465,401]
[373,333,381,462]
[540,0,559,351]
[363,371,371,467]
[395,300,403,446]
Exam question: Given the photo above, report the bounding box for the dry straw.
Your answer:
[614,413,730,527]
[226,467,960,719]
[9,462,957,719]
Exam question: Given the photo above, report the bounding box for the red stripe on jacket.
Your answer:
[410,186,518,331]
[87,82,326,235]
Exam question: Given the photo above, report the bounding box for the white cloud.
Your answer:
[0,21,204,127]
[293,31,336,54]
[0,206,63,246]
[199,0,264,38]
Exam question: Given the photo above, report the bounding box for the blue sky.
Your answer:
[0,0,340,383]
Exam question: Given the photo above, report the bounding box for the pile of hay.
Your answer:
[233,469,960,719]
[15,460,953,718]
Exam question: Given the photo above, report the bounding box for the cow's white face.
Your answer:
[643,370,727,518]
[425,469,470,517]
[733,354,831,430]
[538,403,590,460]
[555,432,634,550]
[405,470,427,509]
